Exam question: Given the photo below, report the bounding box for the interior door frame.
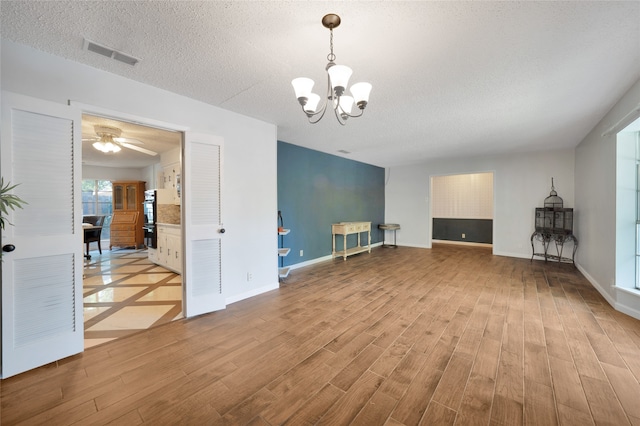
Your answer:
[428,171,496,252]
[71,101,191,302]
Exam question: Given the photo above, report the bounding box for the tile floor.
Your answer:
[83,247,182,349]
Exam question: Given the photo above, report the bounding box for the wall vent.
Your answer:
[83,38,139,66]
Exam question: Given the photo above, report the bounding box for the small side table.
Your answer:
[378,224,400,248]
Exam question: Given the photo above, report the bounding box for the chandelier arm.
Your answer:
[332,94,366,120]
[308,102,328,124]
[299,98,328,119]
[339,108,365,119]
[302,73,332,123]
[333,107,347,126]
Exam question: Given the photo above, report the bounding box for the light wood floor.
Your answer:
[3,244,640,425]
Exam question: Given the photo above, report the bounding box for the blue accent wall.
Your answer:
[278,141,385,266]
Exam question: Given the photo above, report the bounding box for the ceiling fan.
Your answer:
[83,125,158,156]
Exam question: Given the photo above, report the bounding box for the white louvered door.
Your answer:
[183,132,225,317]
[1,92,83,378]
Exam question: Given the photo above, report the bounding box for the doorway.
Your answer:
[81,114,183,348]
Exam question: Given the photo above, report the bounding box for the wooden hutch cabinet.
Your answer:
[110,181,145,249]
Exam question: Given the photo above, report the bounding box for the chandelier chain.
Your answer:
[327,28,336,62]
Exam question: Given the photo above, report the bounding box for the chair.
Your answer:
[83,215,105,257]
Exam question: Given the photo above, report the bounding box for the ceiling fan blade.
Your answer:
[82,137,100,142]
[120,142,158,156]
[114,137,144,145]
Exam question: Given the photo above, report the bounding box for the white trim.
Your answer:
[290,254,338,270]
[432,240,492,248]
[397,243,432,249]
[68,101,190,132]
[576,263,618,308]
[493,251,531,260]
[614,287,640,320]
[226,282,279,305]
[576,265,640,321]
[289,242,385,270]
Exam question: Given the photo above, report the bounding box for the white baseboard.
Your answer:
[577,263,640,320]
[226,282,279,305]
[395,243,431,249]
[290,254,333,270]
[576,263,617,307]
[614,286,640,320]
[289,243,384,270]
[432,240,492,248]
[492,250,530,260]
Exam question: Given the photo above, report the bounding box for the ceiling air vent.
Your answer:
[337,150,351,154]
[83,38,139,66]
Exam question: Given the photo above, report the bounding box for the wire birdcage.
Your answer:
[544,178,563,209]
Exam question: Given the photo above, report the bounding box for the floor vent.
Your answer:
[83,38,139,66]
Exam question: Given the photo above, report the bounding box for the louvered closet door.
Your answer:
[183,132,225,317]
[1,92,83,378]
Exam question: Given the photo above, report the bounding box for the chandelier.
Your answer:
[291,14,372,125]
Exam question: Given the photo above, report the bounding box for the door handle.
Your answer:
[2,244,16,253]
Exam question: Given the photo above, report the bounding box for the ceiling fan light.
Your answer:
[93,141,121,153]
[106,142,121,152]
[327,65,352,96]
[350,82,372,108]
[292,77,314,104]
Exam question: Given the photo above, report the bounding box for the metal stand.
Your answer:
[378,224,400,248]
[531,231,578,265]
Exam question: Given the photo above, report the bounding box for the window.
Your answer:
[82,180,112,243]
[82,180,112,215]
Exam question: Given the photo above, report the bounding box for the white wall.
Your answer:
[385,148,575,258]
[82,165,147,182]
[1,40,279,304]
[575,77,640,319]
[432,172,493,219]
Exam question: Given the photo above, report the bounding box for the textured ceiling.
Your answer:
[2,1,640,168]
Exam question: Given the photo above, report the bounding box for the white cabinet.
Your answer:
[161,163,181,204]
[156,224,182,273]
[148,247,158,264]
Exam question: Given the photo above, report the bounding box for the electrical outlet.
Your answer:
[247,272,253,281]
[300,250,304,256]
[462,233,466,239]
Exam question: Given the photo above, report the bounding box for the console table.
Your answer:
[332,222,371,261]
